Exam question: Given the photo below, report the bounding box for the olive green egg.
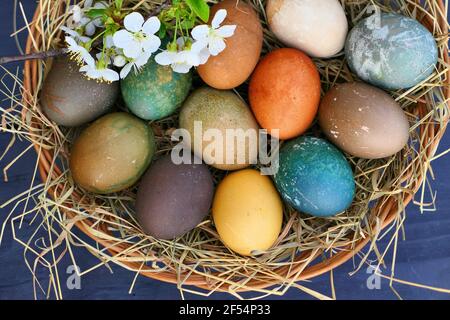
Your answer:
[40,56,118,127]
[121,57,192,121]
[69,112,156,194]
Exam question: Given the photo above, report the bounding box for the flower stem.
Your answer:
[0,48,67,65]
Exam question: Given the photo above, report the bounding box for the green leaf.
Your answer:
[159,23,167,39]
[114,0,123,9]
[85,8,107,19]
[185,0,210,23]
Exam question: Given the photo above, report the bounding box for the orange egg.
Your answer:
[249,48,321,140]
[197,0,263,89]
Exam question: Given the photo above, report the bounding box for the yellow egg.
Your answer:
[212,169,283,256]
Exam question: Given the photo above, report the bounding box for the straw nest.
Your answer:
[1,0,449,299]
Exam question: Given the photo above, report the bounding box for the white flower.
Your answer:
[191,9,236,56]
[119,51,152,79]
[113,13,161,59]
[66,0,106,36]
[155,38,202,73]
[61,26,91,43]
[80,60,120,82]
[65,36,95,66]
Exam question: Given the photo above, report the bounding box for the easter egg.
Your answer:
[40,56,118,127]
[249,48,321,140]
[345,13,438,90]
[197,0,263,89]
[70,113,155,194]
[273,136,355,217]
[135,155,214,239]
[212,169,283,256]
[266,0,348,58]
[318,82,409,159]
[179,87,259,171]
[121,56,192,120]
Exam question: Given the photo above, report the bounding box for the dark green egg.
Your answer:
[121,57,192,121]
[273,136,355,217]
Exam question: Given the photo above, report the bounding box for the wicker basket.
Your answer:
[20,0,450,295]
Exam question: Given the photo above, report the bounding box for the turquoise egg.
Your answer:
[273,136,355,217]
[345,13,438,90]
[121,57,192,120]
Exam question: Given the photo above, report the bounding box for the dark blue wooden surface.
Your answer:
[0,0,449,300]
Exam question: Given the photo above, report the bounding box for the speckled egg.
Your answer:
[273,136,355,217]
[318,82,410,159]
[69,113,155,194]
[179,87,259,171]
[249,48,321,140]
[213,169,283,256]
[197,0,263,89]
[121,56,192,120]
[135,155,214,240]
[267,0,348,58]
[345,13,438,90]
[40,56,118,127]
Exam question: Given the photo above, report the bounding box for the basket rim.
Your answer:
[21,0,450,293]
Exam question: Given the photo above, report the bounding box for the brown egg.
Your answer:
[197,0,263,89]
[318,82,410,159]
[40,56,118,127]
[249,48,321,140]
[136,155,214,240]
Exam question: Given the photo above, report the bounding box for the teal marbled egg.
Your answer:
[345,13,438,90]
[121,57,192,120]
[273,136,355,217]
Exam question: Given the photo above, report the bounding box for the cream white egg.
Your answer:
[267,0,348,58]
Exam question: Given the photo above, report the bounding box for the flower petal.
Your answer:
[81,51,96,66]
[61,26,78,38]
[191,25,209,41]
[142,16,161,35]
[124,12,144,32]
[172,63,191,74]
[113,30,134,48]
[123,42,142,59]
[155,51,175,66]
[142,34,161,54]
[113,55,127,67]
[84,0,93,8]
[135,51,152,67]
[212,9,227,29]
[101,69,120,82]
[84,21,96,36]
[216,25,236,38]
[208,38,226,56]
[198,48,210,65]
[184,51,200,66]
[191,39,208,53]
[120,63,133,79]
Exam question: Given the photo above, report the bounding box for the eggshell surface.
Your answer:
[179,87,259,171]
[267,0,348,58]
[345,13,438,90]
[273,136,355,217]
[318,82,410,159]
[70,113,155,194]
[212,169,283,256]
[121,56,192,120]
[136,155,214,239]
[249,48,321,140]
[197,0,263,89]
[40,56,118,127]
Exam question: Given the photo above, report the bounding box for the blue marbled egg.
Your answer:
[273,136,355,217]
[345,13,438,90]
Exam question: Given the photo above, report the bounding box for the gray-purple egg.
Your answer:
[40,56,118,127]
[135,155,214,239]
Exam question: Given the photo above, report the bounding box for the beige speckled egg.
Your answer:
[179,87,259,171]
[318,82,410,159]
[266,0,348,58]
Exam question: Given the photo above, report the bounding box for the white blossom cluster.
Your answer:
[61,1,236,82]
